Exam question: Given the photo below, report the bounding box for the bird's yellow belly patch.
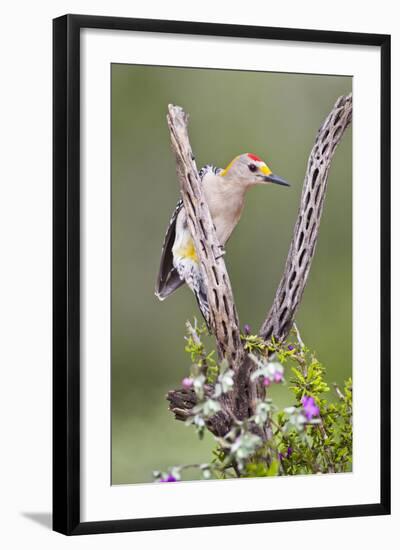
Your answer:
[175,239,198,262]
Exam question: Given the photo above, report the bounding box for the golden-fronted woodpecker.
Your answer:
[155,153,290,324]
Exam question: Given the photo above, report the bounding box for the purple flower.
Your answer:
[288,345,294,351]
[301,396,320,420]
[160,474,178,482]
[274,372,283,384]
[243,324,251,335]
[263,376,271,387]
[182,377,193,389]
[279,447,293,461]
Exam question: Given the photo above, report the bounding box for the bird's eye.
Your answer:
[248,163,257,172]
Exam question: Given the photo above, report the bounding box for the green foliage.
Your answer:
[153,321,352,482]
[184,320,219,383]
[245,460,280,478]
[242,334,268,354]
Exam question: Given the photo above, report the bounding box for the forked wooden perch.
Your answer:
[166,94,352,437]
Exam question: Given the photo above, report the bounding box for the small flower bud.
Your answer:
[182,377,193,389]
[160,474,177,482]
[263,376,271,387]
[243,324,251,335]
[274,372,283,384]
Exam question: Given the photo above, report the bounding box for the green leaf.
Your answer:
[266,460,280,476]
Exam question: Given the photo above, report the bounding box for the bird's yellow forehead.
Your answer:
[260,164,272,176]
[220,155,272,177]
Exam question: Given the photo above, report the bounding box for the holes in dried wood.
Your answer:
[305,207,314,230]
[213,289,220,310]
[279,307,288,325]
[321,143,329,155]
[222,320,228,341]
[310,222,317,241]
[334,111,342,125]
[305,190,311,206]
[223,294,230,317]
[314,183,321,204]
[288,270,297,290]
[311,169,319,189]
[333,125,342,141]
[232,329,239,346]
[279,291,286,306]
[280,320,292,340]
[264,326,273,341]
[212,266,219,285]
[299,248,306,268]
[297,231,304,250]
[186,172,192,186]
[200,240,208,259]
[199,218,207,238]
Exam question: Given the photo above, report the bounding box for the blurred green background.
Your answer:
[111,64,352,485]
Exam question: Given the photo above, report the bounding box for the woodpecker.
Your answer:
[155,153,289,325]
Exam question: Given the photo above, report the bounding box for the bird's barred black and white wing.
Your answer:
[155,198,184,300]
[155,165,220,325]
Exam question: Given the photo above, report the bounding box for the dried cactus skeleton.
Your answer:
[166,94,352,437]
[260,95,353,341]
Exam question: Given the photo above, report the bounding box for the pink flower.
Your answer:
[182,377,193,389]
[274,372,283,384]
[301,396,320,420]
[263,376,271,387]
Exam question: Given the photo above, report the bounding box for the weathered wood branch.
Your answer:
[260,94,352,341]
[166,386,233,437]
[166,95,352,436]
[167,105,244,371]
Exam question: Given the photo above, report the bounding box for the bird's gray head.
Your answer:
[220,153,290,189]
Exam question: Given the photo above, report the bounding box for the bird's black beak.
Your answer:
[263,173,290,187]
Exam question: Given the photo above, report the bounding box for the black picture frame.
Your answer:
[53,14,391,535]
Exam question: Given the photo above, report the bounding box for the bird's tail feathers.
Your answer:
[155,268,184,301]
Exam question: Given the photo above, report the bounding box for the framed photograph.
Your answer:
[53,14,390,535]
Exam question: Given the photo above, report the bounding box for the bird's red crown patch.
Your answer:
[247,153,263,162]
